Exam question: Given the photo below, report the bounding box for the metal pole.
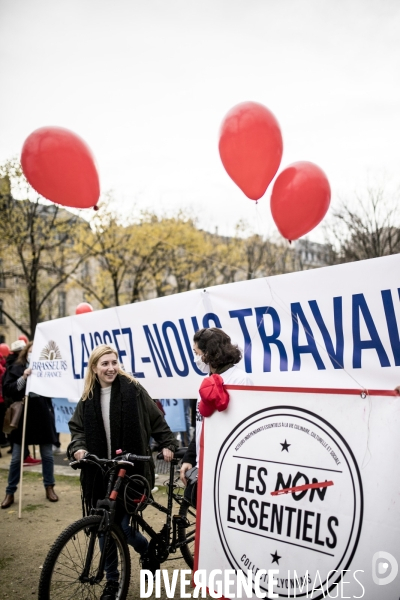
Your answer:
[18,393,29,519]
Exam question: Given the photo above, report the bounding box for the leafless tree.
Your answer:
[325,186,400,263]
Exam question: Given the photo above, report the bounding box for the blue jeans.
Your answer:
[101,512,149,581]
[5,443,55,494]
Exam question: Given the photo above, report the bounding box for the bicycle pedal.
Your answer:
[173,515,190,527]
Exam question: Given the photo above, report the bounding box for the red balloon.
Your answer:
[21,126,100,209]
[75,302,94,315]
[219,101,283,200]
[18,335,29,344]
[270,161,331,241]
[0,343,10,357]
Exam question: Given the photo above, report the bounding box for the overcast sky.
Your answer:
[1,0,399,240]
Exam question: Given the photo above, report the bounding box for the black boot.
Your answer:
[100,580,119,600]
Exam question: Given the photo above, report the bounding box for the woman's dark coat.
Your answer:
[2,360,58,446]
[68,374,178,512]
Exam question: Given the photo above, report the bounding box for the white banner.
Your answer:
[30,254,400,400]
[197,387,400,599]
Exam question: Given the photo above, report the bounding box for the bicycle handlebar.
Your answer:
[123,453,151,463]
[69,452,151,470]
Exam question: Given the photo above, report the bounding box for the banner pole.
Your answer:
[18,393,29,519]
[18,375,32,520]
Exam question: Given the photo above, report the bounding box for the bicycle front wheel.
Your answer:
[38,515,131,600]
[178,500,196,569]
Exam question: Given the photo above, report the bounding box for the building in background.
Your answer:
[293,239,334,270]
[0,176,336,344]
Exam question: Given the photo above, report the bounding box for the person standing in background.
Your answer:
[0,351,7,456]
[1,341,59,509]
[2,340,42,464]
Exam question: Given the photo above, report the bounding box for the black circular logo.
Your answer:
[214,405,363,598]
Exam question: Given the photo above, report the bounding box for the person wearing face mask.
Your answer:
[180,328,253,506]
[1,341,58,509]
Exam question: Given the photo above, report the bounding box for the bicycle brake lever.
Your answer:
[69,460,81,470]
[124,453,152,462]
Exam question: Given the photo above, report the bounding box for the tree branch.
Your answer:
[1,308,31,339]
[36,246,96,311]
[71,276,110,309]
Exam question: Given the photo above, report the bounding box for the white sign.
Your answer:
[30,254,400,400]
[197,387,400,599]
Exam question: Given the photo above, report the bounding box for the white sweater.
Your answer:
[100,386,112,459]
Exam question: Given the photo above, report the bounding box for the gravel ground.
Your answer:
[0,466,202,599]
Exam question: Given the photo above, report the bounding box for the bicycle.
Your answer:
[38,446,196,600]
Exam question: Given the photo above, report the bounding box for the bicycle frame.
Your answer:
[131,456,191,559]
[68,448,191,583]
[80,463,128,584]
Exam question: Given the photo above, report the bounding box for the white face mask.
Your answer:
[27,352,32,365]
[194,353,209,374]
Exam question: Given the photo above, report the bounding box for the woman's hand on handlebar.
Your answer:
[162,448,174,462]
[74,449,87,461]
[180,462,193,486]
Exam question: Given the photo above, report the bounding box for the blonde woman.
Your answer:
[69,344,177,600]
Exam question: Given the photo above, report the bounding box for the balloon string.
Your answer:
[254,201,266,239]
[260,277,368,392]
[136,225,368,391]
[261,277,374,472]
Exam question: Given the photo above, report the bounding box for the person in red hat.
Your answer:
[180,327,253,506]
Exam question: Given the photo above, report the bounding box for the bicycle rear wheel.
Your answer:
[38,515,131,600]
[178,500,196,569]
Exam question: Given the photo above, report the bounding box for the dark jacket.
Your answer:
[69,374,178,510]
[2,355,25,404]
[2,360,58,446]
[183,435,196,467]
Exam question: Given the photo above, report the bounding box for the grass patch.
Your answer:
[153,484,168,493]
[23,503,47,512]
[0,470,81,486]
[0,556,14,570]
